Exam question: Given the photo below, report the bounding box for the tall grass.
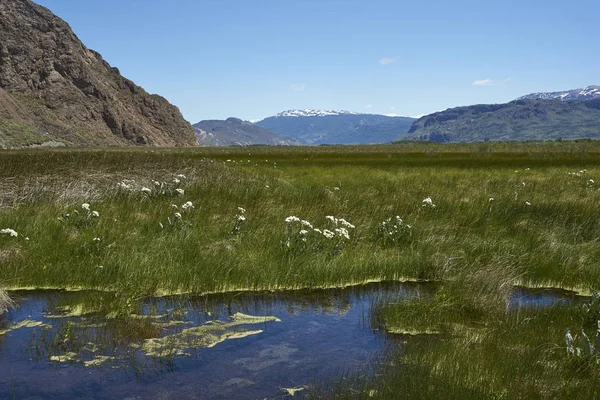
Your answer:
[0,288,13,314]
[2,143,600,398]
[1,143,599,295]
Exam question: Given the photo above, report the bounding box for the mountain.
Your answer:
[517,85,600,101]
[193,118,300,146]
[0,0,196,148]
[401,98,600,142]
[255,110,415,144]
[275,109,361,118]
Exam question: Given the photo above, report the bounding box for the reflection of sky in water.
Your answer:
[0,283,579,399]
[508,287,581,311]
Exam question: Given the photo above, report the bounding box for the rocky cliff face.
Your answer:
[0,0,197,147]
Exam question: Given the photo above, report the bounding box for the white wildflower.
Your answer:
[24,237,30,241]
[173,178,181,184]
[299,229,308,235]
[175,188,185,196]
[182,201,194,210]
[93,237,101,242]
[117,182,132,190]
[322,229,335,239]
[81,203,90,211]
[333,187,340,191]
[589,179,595,184]
[525,201,531,206]
[325,215,338,224]
[237,207,246,214]
[174,212,182,219]
[177,174,186,179]
[339,218,355,229]
[335,227,350,240]
[422,198,436,208]
[97,265,104,270]
[159,222,164,229]
[313,228,322,234]
[171,204,178,209]
[265,185,269,188]
[152,180,161,186]
[91,211,100,217]
[300,220,313,229]
[285,216,300,223]
[141,187,152,194]
[0,228,18,237]
[236,215,246,221]
[525,168,530,171]
[489,197,494,202]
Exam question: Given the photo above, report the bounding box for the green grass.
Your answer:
[1,142,600,398]
[1,143,599,294]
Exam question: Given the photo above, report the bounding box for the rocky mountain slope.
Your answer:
[517,85,600,101]
[193,118,299,146]
[255,110,415,144]
[401,98,600,142]
[0,0,196,148]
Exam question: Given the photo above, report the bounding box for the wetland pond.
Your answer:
[0,282,583,399]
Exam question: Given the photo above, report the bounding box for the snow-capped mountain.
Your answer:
[275,109,361,118]
[517,85,600,101]
[255,111,415,145]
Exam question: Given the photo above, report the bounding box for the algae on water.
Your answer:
[141,313,280,358]
[0,319,51,336]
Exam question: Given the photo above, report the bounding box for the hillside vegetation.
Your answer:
[403,99,600,142]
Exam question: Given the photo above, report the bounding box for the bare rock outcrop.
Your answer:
[0,0,197,147]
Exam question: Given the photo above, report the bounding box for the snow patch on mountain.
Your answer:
[275,109,361,118]
[517,85,600,101]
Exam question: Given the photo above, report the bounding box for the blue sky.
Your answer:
[35,0,599,122]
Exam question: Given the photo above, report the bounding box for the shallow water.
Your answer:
[0,283,581,399]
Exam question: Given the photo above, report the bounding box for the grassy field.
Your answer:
[1,142,600,398]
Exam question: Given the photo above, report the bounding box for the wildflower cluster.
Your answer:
[118,174,187,197]
[378,216,412,245]
[60,203,100,229]
[0,228,18,238]
[422,197,436,208]
[161,200,194,228]
[232,207,246,234]
[283,215,355,255]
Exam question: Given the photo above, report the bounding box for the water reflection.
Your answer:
[0,282,580,399]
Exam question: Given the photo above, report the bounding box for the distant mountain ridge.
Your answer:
[193,118,299,146]
[517,85,600,101]
[274,109,361,118]
[401,96,600,143]
[256,110,415,144]
[0,0,196,148]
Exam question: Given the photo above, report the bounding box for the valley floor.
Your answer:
[1,141,599,398]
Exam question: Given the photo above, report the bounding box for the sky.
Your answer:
[34,0,599,123]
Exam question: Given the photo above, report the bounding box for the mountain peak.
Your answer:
[517,85,600,101]
[275,109,361,118]
[0,0,196,147]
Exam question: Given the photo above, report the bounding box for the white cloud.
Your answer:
[364,104,373,109]
[389,106,396,110]
[379,56,399,65]
[289,83,306,92]
[473,79,496,86]
[473,77,512,86]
